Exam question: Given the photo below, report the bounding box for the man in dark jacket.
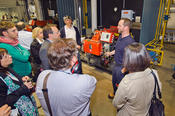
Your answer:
[39,24,60,70]
[105,18,135,99]
[60,16,82,74]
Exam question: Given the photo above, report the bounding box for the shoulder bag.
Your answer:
[42,72,52,116]
[149,70,165,116]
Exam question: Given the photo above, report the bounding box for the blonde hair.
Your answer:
[32,27,42,39]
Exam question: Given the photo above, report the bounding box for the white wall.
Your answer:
[167,13,175,29]
[167,6,175,29]
[91,0,97,32]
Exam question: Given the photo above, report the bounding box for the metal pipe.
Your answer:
[79,5,82,35]
[154,0,164,41]
[34,0,44,20]
[91,0,97,31]
[84,0,88,28]
[74,0,82,35]
[123,0,125,9]
[49,0,51,9]
[161,0,171,48]
[100,0,102,27]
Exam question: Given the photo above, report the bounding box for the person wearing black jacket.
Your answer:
[30,27,44,82]
[60,16,82,74]
[0,48,38,116]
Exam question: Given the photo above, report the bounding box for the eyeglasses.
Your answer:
[52,31,60,34]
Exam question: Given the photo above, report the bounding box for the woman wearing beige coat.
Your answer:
[113,42,161,116]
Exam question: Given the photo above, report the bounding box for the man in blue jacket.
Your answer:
[105,18,135,99]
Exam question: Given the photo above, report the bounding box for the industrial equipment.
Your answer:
[121,10,135,21]
[81,26,119,72]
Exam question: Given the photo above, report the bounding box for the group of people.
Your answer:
[0,16,86,116]
[0,16,162,116]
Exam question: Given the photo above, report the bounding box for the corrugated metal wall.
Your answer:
[56,0,75,28]
[140,0,160,44]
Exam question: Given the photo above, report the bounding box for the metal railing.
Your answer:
[145,0,172,66]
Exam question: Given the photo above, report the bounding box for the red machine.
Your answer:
[84,39,102,56]
[83,26,118,56]
[84,30,102,56]
[25,19,53,32]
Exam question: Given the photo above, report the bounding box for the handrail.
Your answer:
[145,0,172,66]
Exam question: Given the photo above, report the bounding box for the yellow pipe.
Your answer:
[159,50,164,65]
[160,0,171,48]
[145,39,156,46]
[157,0,165,40]
[157,0,166,41]
[84,0,88,28]
[154,0,164,41]
[147,48,164,66]
[160,1,167,33]
[145,39,159,47]
[82,0,88,28]
[145,0,172,66]
[82,0,86,27]
[146,0,164,48]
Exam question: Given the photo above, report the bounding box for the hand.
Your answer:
[105,52,111,57]
[24,81,33,89]
[121,67,127,74]
[0,104,11,116]
[22,76,30,82]
[77,45,81,49]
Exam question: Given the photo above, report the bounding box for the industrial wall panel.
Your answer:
[56,0,75,28]
[87,0,91,28]
[97,0,143,28]
[125,0,144,21]
[40,0,57,20]
[140,0,160,44]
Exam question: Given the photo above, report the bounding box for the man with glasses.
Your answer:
[39,24,60,70]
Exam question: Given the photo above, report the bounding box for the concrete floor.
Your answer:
[34,43,175,116]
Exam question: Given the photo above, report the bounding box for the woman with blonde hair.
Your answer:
[30,27,44,82]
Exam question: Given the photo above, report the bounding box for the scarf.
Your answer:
[0,36,19,46]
